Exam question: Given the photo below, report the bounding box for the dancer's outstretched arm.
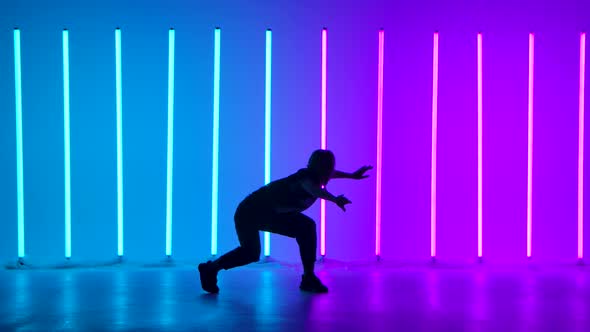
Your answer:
[332,165,373,180]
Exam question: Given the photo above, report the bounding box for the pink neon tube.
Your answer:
[431,32,439,258]
[527,33,534,259]
[477,33,483,258]
[375,29,384,257]
[320,28,327,257]
[579,33,586,260]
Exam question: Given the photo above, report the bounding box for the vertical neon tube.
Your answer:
[527,33,534,259]
[320,28,328,257]
[14,28,25,259]
[375,29,384,258]
[477,33,483,259]
[579,33,586,260]
[211,28,221,256]
[115,28,124,257]
[63,29,72,259]
[431,32,439,258]
[166,28,175,257]
[264,29,272,257]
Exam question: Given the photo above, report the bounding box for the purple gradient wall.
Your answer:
[0,0,588,265]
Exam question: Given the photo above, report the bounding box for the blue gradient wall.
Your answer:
[0,0,588,265]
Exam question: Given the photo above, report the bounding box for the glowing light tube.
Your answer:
[320,28,328,257]
[264,29,272,257]
[431,32,439,258]
[115,28,124,257]
[579,33,586,260]
[375,29,384,257]
[211,28,221,256]
[166,28,175,257]
[63,29,72,259]
[527,33,534,259]
[477,33,483,259]
[14,28,25,259]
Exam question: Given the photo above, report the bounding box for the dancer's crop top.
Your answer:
[245,168,321,213]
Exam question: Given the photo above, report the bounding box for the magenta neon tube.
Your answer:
[320,28,328,257]
[375,29,384,257]
[477,33,483,258]
[579,33,586,260]
[527,33,534,259]
[431,32,439,258]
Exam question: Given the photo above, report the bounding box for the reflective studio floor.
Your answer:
[1,260,589,331]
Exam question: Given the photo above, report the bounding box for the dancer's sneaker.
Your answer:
[198,261,220,294]
[299,274,328,293]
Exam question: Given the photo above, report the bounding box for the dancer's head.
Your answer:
[307,149,335,185]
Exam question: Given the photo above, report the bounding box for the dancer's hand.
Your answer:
[334,195,351,211]
[351,166,373,179]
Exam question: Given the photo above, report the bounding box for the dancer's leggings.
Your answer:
[215,201,317,271]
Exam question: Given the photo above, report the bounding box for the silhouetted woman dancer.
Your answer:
[198,149,372,293]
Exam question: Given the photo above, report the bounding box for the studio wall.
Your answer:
[0,0,588,265]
